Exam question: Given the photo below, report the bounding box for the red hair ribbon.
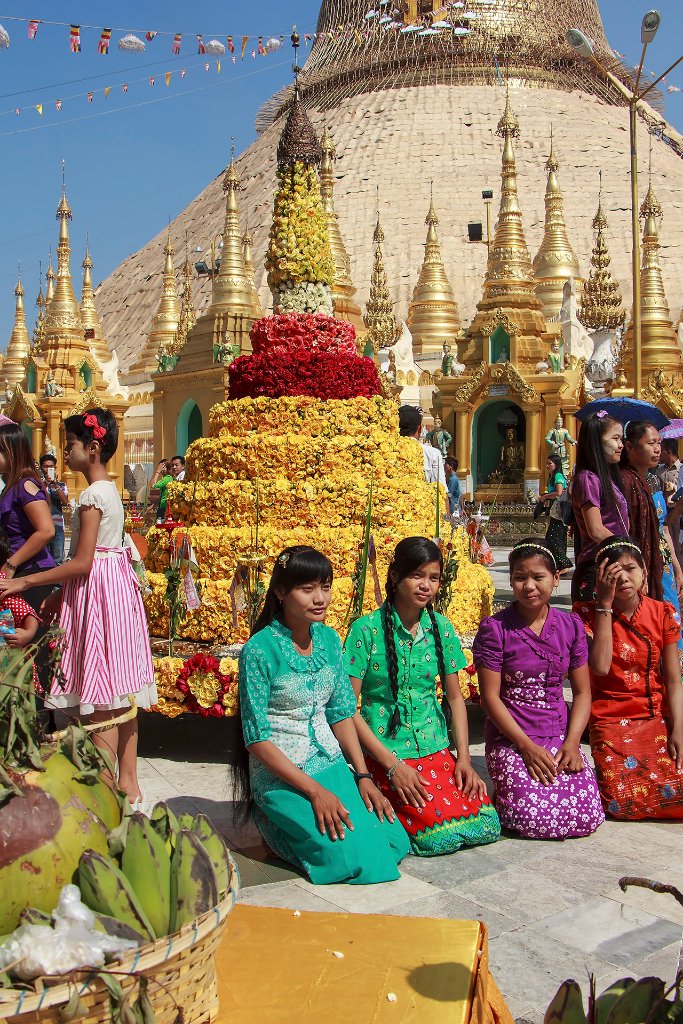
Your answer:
[83,413,106,440]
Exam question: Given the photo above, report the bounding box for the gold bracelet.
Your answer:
[596,607,613,615]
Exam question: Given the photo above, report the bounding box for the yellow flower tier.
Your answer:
[144,396,494,644]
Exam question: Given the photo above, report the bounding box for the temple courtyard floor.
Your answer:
[136,548,683,1022]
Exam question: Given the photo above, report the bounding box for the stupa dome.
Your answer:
[96,0,683,376]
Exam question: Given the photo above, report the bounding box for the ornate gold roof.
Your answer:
[130,233,180,375]
[4,275,31,386]
[363,213,399,354]
[210,157,256,319]
[578,182,625,331]
[277,86,323,167]
[532,133,582,319]
[623,179,682,378]
[407,189,461,357]
[320,126,362,328]
[80,247,111,367]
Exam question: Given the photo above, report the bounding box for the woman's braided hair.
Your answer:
[383,537,447,737]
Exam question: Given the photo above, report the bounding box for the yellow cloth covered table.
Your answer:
[215,905,513,1024]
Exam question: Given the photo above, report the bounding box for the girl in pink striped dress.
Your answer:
[0,408,156,807]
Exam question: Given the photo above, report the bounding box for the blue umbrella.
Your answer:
[574,397,670,431]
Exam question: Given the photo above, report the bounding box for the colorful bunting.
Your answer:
[172,33,181,55]
[87,91,93,102]
[35,103,43,116]
[227,35,235,53]
[28,20,40,40]
[217,60,221,74]
[241,35,248,60]
[69,24,81,52]
[145,30,157,42]
[55,99,62,110]
[204,62,209,71]
[122,83,128,92]
[180,68,186,78]
[165,71,172,86]
[257,36,266,55]
[149,75,155,86]
[97,27,111,54]
[197,34,206,54]
[104,86,111,97]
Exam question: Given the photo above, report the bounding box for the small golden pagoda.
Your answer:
[623,178,683,385]
[128,233,180,380]
[80,246,111,368]
[363,212,400,356]
[32,272,46,354]
[242,227,263,321]
[45,253,55,305]
[406,188,461,358]
[152,153,261,460]
[319,126,363,331]
[175,248,197,354]
[3,275,32,387]
[532,134,583,320]
[578,183,625,333]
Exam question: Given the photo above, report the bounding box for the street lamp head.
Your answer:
[641,9,661,44]
[566,28,595,58]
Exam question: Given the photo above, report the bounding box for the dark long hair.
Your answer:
[620,420,658,469]
[231,545,334,821]
[547,454,562,477]
[250,546,333,636]
[0,423,44,494]
[575,413,625,514]
[383,537,447,737]
[594,535,646,571]
[63,408,118,464]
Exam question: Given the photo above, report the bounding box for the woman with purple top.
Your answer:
[0,423,56,618]
[570,413,629,602]
[473,538,604,840]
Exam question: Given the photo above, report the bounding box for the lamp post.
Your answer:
[567,12,682,400]
[482,189,493,250]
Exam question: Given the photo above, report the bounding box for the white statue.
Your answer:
[587,327,618,387]
[393,321,415,373]
[560,279,593,365]
[2,379,11,404]
[44,437,57,459]
[101,350,129,399]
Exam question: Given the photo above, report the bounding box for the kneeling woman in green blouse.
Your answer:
[344,537,501,856]
[235,545,409,885]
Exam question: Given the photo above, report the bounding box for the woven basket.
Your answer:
[0,886,237,1024]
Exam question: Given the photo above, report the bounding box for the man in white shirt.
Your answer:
[398,405,446,486]
[171,455,186,482]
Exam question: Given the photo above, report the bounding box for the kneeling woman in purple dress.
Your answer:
[473,539,604,839]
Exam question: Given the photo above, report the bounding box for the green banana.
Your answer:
[149,802,179,856]
[604,978,666,1024]
[594,979,636,1024]
[19,907,52,927]
[544,980,587,1024]
[176,813,197,831]
[169,829,218,934]
[192,814,234,896]
[78,851,155,943]
[121,812,172,940]
[92,913,147,945]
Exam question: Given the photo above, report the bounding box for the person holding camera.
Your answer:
[39,453,69,565]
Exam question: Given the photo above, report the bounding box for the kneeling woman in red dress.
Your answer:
[344,537,501,856]
[574,536,683,820]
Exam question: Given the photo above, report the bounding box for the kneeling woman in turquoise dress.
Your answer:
[344,537,501,856]
[235,545,409,885]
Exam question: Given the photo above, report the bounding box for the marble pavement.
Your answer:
[137,549,683,1023]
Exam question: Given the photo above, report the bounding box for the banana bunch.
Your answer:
[77,803,237,945]
[544,976,679,1024]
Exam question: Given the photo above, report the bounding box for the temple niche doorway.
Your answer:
[176,400,203,456]
[490,325,511,364]
[472,401,526,491]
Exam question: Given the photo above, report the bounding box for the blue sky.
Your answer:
[0,0,681,348]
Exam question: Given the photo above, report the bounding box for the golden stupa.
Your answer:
[320,126,363,331]
[407,189,461,358]
[3,276,32,388]
[532,134,583,321]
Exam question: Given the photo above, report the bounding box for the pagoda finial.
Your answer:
[363,207,399,355]
[318,126,362,327]
[45,249,55,304]
[578,177,625,332]
[276,28,322,168]
[408,191,461,357]
[80,243,111,366]
[4,270,32,386]
[532,134,582,319]
[623,178,681,378]
[212,146,256,318]
[131,232,181,376]
[174,241,198,355]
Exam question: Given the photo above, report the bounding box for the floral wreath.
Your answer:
[175,653,238,718]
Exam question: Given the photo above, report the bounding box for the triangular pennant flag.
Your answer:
[28,20,40,40]
[227,35,235,53]
[172,33,181,55]
[69,25,81,52]
[149,75,155,86]
[304,33,313,44]
[35,103,43,116]
[216,59,221,74]
[87,91,93,102]
[145,31,157,42]
[122,83,128,92]
[97,28,111,54]
[241,35,248,60]
[165,71,172,86]
[180,68,186,78]
[197,34,206,54]
[104,86,111,97]
[55,99,62,111]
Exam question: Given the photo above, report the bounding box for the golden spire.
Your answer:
[319,126,362,329]
[80,245,111,366]
[363,210,399,356]
[32,265,46,353]
[407,186,462,357]
[532,130,582,319]
[242,225,263,319]
[45,252,55,304]
[477,91,542,315]
[210,153,255,318]
[42,182,88,379]
[578,179,625,331]
[174,245,198,354]
[4,273,31,386]
[131,231,181,375]
[623,177,682,377]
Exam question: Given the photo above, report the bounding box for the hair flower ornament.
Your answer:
[83,412,106,440]
[277,552,290,568]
